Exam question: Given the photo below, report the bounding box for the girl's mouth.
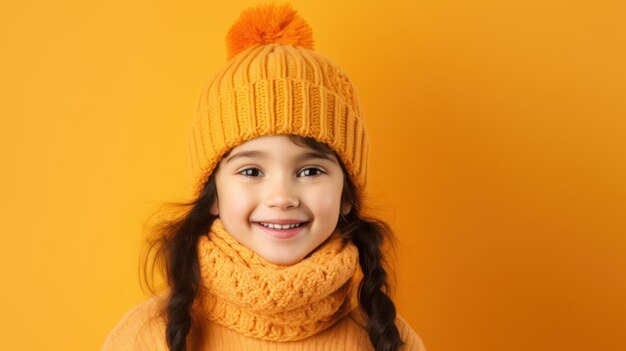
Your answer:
[254,221,309,239]
[259,222,304,229]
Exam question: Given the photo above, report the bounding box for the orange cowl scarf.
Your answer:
[193,218,363,342]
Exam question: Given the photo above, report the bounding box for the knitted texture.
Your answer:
[187,3,369,197]
[194,217,363,342]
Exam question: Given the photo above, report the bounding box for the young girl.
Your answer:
[102,3,426,351]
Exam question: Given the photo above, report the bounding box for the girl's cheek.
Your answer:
[306,186,340,206]
[230,185,254,200]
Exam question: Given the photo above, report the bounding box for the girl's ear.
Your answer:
[341,202,352,216]
[210,200,219,216]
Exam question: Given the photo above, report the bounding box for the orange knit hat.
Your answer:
[187,2,369,197]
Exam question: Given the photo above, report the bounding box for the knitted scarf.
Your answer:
[193,218,363,342]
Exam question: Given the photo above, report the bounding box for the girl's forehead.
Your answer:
[227,135,309,155]
[222,135,337,164]
[234,135,299,148]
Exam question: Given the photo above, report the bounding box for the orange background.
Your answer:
[2,0,625,350]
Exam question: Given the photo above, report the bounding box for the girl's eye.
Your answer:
[299,167,325,177]
[238,168,263,177]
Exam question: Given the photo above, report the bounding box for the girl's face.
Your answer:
[211,135,350,266]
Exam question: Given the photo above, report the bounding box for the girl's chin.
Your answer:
[256,250,304,266]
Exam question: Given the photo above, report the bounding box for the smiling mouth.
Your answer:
[257,222,307,230]
[253,221,309,239]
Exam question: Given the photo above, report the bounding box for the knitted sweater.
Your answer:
[101,295,426,350]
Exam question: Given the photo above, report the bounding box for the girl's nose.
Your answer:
[265,179,300,209]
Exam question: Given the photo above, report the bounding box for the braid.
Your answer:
[164,226,200,351]
[142,176,218,351]
[343,214,405,351]
[164,182,217,351]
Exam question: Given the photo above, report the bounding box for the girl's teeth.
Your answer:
[259,222,302,230]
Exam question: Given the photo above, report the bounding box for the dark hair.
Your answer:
[140,134,405,351]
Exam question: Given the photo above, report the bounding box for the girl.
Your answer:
[102,3,426,351]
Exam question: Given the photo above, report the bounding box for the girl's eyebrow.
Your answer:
[224,150,336,164]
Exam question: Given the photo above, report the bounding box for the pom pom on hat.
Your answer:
[226,2,314,60]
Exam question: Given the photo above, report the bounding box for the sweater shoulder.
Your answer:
[395,314,427,351]
[346,308,427,351]
[101,295,168,351]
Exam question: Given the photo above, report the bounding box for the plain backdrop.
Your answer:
[1,0,625,350]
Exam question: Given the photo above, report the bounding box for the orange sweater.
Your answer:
[101,295,426,351]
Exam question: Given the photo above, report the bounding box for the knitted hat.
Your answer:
[187,2,369,198]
